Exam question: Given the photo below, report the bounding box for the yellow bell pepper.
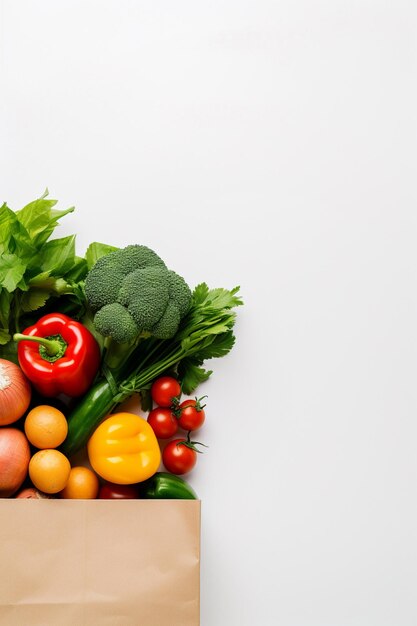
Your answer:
[87,412,161,484]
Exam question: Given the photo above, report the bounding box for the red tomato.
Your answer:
[178,399,206,432]
[147,407,178,439]
[151,376,181,407]
[98,482,139,499]
[162,439,197,475]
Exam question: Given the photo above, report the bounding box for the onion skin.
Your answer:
[16,488,51,499]
[0,359,31,426]
[0,429,31,497]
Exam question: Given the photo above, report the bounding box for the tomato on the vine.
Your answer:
[162,439,197,475]
[151,376,181,407]
[147,407,178,439]
[177,397,206,432]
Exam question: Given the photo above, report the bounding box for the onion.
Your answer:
[0,359,31,425]
[16,487,51,499]
[0,428,31,497]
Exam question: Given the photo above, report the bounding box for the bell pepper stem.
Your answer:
[13,333,62,357]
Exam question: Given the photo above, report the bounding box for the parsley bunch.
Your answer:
[117,283,243,401]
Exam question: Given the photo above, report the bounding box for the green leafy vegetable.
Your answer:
[15,189,74,248]
[36,235,76,275]
[85,241,119,270]
[116,283,242,397]
[0,191,90,355]
[0,254,26,292]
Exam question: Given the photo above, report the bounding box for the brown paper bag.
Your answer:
[0,499,200,626]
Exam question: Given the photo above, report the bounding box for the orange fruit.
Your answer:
[29,449,71,494]
[60,466,99,499]
[24,405,68,449]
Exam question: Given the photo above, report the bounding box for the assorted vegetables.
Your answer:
[0,191,243,500]
[62,281,241,457]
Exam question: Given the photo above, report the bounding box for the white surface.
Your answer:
[1,1,417,624]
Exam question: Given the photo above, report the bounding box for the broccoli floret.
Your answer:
[151,300,181,339]
[85,244,192,344]
[116,245,166,274]
[118,266,169,331]
[85,245,165,312]
[85,256,126,311]
[94,303,139,343]
[167,270,193,317]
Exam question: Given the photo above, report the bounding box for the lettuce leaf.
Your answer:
[0,191,85,344]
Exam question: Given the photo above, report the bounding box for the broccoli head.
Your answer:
[85,245,192,342]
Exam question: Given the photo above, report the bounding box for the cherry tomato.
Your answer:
[147,407,178,439]
[98,482,139,499]
[178,399,206,432]
[162,439,197,475]
[151,376,181,407]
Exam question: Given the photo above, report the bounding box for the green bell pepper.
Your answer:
[139,472,197,499]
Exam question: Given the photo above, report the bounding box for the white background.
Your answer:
[1,1,417,625]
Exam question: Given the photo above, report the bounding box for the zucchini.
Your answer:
[61,380,116,458]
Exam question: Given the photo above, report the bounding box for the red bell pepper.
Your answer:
[14,313,101,398]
